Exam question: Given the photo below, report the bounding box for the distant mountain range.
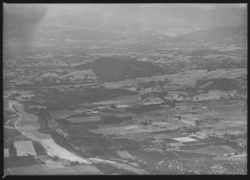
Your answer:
[170,25,247,43]
[3,4,247,59]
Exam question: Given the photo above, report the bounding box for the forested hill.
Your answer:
[89,56,165,82]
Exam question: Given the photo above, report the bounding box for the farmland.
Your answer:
[3,4,247,175]
[3,66,247,174]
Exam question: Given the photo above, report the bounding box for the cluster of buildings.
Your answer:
[162,89,241,102]
[164,91,189,101]
[55,129,68,138]
[13,90,35,102]
[192,90,238,101]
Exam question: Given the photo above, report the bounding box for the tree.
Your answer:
[110,104,117,109]
[37,108,51,130]
[53,156,59,161]
[9,142,17,157]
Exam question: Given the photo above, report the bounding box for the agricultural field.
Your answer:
[3,3,247,175]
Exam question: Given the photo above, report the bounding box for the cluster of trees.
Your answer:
[36,108,52,130]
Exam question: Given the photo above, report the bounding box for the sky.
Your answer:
[3,3,247,39]
[4,3,247,18]
[3,3,247,57]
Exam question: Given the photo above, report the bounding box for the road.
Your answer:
[7,100,90,164]
[4,118,16,130]
[6,100,147,174]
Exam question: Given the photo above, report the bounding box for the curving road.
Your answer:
[6,100,147,174]
[7,100,91,164]
[7,101,120,164]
